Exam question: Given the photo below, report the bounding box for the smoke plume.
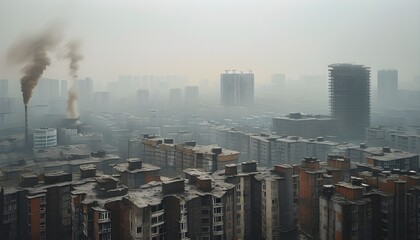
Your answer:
[8,24,63,105]
[65,40,83,118]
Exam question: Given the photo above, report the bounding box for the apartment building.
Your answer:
[299,157,332,238]
[319,182,372,240]
[346,145,419,170]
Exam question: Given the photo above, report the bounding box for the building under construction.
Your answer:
[329,63,371,140]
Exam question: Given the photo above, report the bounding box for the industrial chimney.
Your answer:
[25,105,29,148]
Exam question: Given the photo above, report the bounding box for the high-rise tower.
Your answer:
[377,69,398,109]
[220,71,254,107]
[329,64,370,140]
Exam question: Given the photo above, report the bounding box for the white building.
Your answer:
[33,128,57,149]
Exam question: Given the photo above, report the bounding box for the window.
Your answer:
[213,197,222,204]
[99,212,110,220]
[202,218,210,224]
[213,225,222,232]
[151,203,163,212]
[202,226,210,232]
[202,209,210,215]
[136,226,142,234]
[213,207,222,214]
[214,216,222,222]
[4,204,17,211]
[152,215,164,224]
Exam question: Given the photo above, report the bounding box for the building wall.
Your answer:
[329,64,371,140]
[28,195,47,240]
[220,72,254,107]
[33,128,57,149]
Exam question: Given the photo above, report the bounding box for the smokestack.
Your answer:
[7,24,63,106]
[25,105,28,147]
[7,24,63,146]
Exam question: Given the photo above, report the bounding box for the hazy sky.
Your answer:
[1,0,419,87]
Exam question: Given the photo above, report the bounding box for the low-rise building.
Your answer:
[33,128,57,149]
[272,113,337,139]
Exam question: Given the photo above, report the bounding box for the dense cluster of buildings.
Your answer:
[366,126,420,155]
[0,156,302,240]
[1,147,419,240]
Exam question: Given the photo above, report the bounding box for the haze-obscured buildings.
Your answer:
[272,112,337,139]
[220,71,254,107]
[329,64,371,140]
[377,69,398,109]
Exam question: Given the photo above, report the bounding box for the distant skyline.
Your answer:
[1,0,420,88]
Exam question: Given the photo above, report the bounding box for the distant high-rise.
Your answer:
[78,77,93,101]
[60,80,67,97]
[137,89,149,104]
[0,79,8,97]
[33,78,59,104]
[184,86,199,103]
[329,64,370,140]
[377,69,398,109]
[169,88,182,102]
[220,71,254,107]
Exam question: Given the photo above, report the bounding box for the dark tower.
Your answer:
[329,64,370,140]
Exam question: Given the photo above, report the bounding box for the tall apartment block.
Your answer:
[355,165,420,239]
[185,86,199,103]
[220,71,254,107]
[319,182,372,240]
[377,69,398,109]
[212,160,299,240]
[299,157,332,239]
[169,88,182,103]
[137,89,150,105]
[329,64,371,140]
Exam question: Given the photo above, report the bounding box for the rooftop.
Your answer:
[114,162,160,174]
